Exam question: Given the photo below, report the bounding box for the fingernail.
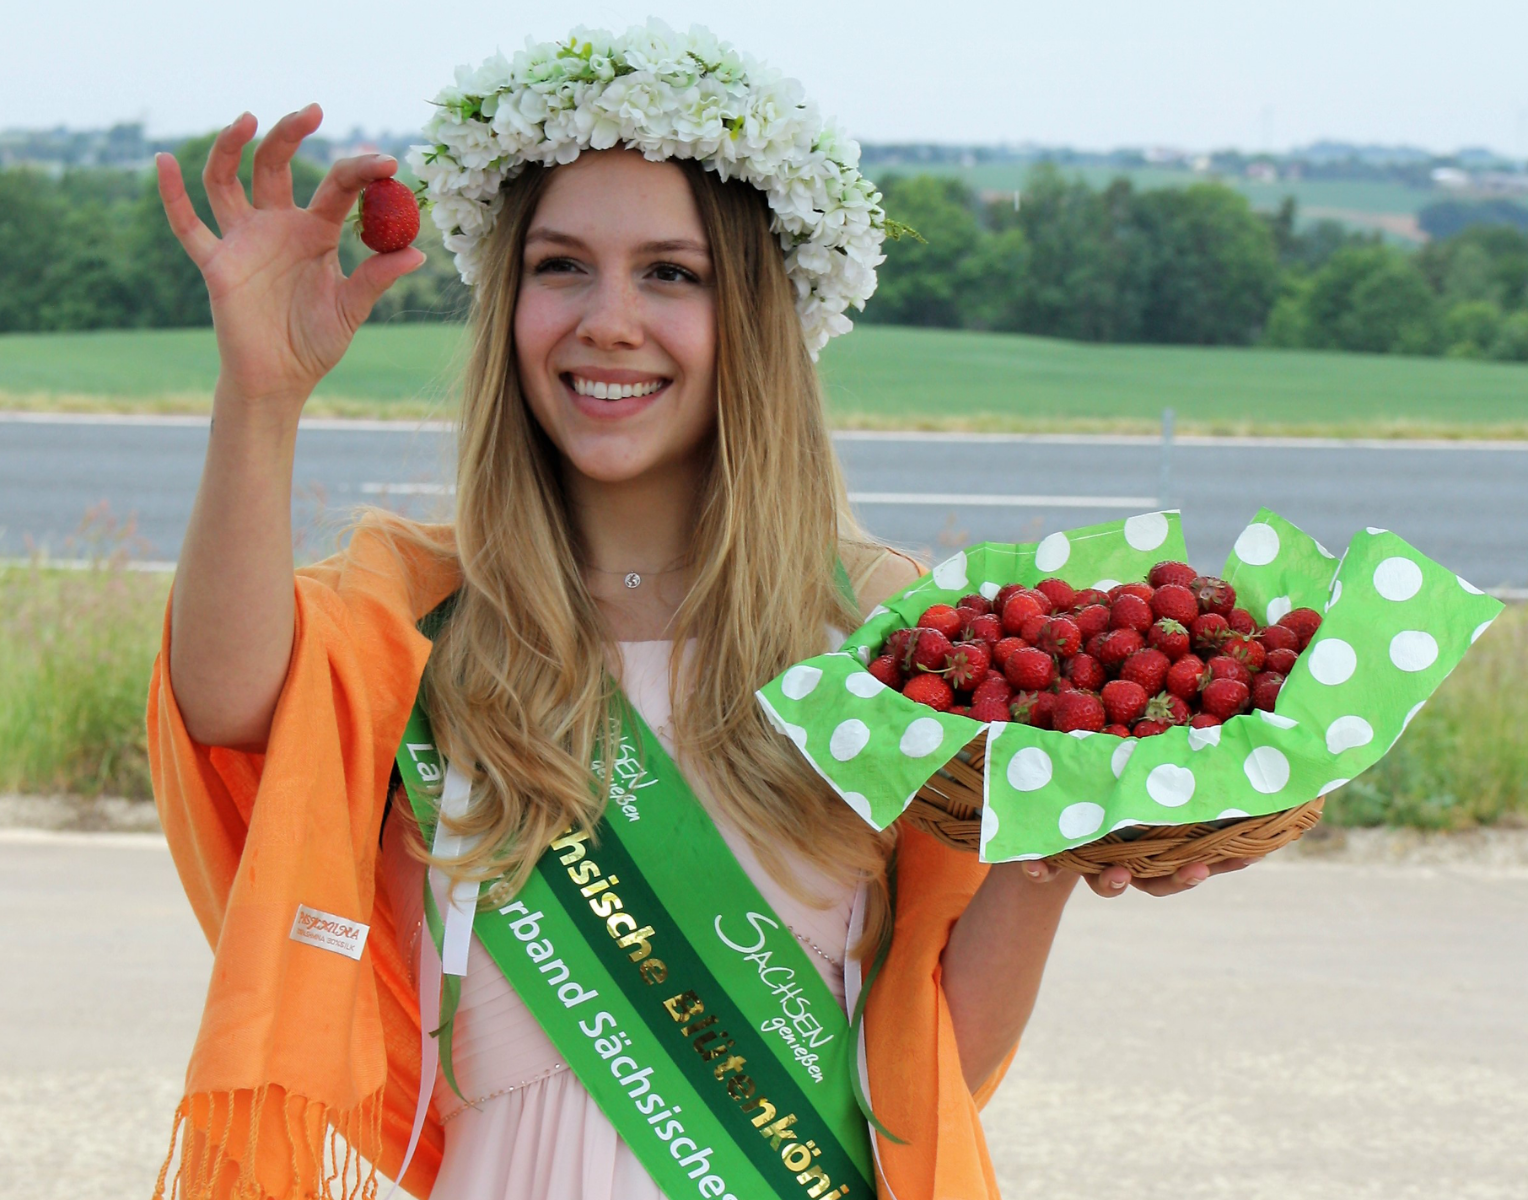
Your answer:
[375,154,397,165]
[1108,876,1127,890]
[1184,875,1204,887]
[1023,864,1044,880]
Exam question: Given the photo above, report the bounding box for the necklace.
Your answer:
[583,556,689,590]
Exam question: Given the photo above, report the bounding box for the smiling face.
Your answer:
[514,149,719,488]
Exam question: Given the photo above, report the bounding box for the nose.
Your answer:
[576,270,644,351]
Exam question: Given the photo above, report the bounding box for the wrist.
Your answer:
[211,378,307,445]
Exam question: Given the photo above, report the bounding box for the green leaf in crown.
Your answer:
[758,509,1503,863]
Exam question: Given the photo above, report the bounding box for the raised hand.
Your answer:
[155,104,425,414]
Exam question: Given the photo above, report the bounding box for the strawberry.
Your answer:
[1148,560,1198,589]
[1020,613,1049,644]
[1037,617,1083,658]
[1070,588,1110,611]
[1084,631,1111,660]
[1189,712,1222,729]
[1035,577,1076,611]
[972,676,1012,705]
[908,628,954,673]
[1223,634,1266,673]
[1265,646,1298,675]
[1190,575,1236,617]
[1147,617,1190,660]
[957,593,993,616]
[1132,719,1170,737]
[1004,646,1056,691]
[1278,607,1323,649]
[1201,677,1249,720]
[1074,603,1112,639]
[1150,584,1200,627]
[356,177,421,253]
[1147,692,1192,726]
[884,627,914,666]
[962,612,1003,646]
[1165,654,1208,700]
[1257,624,1299,653]
[918,604,964,640]
[1009,690,1056,729]
[1065,653,1107,692]
[867,655,903,689]
[1120,648,1170,695]
[1053,691,1107,733]
[993,584,1027,613]
[1227,607,1256,635]
[1099,627,1144,666]
[1207,654,1253,687]
[1017,587,1055,615]
[969,692,1011,722]
[945,640,991,690]
[992,636,1027,668]
[1109,593,1154,633]
[1105,723,1133,738]
[1000,593,1045,635]
[903,673,954,711]
[949,704,970,716]
[1110,582,1155,604]
[1251,671,1285,711]
[1190,612,1231,654]
[1101,679,1149,726]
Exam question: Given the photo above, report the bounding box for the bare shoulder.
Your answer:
[849,544,925,620]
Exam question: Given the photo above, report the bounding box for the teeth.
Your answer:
[570,375,666,400]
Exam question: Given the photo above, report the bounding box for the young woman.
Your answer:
[148,25,1252,1200]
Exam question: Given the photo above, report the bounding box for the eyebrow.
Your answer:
[524,229,710,256]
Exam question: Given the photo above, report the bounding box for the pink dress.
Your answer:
[379,639,858,1200]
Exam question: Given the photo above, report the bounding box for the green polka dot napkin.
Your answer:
[756,509,1504,863]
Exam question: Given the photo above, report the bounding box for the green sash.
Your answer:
[394,694,877,1200]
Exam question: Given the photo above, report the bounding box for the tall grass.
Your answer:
[0,508,168,799]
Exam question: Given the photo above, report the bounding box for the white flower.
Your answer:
[409,18,888,357]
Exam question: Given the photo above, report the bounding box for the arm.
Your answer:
[157,105,424,748]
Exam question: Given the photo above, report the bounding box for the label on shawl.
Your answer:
[395,697,876,1200]
[289,904,370,960]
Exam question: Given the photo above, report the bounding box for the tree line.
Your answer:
[2,138,1527,363]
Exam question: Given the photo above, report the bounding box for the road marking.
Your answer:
[0,412,453,433]
[361,482,454,495]
[1,557,176,573]
[849,492,1160,508]
[0,828,167,848]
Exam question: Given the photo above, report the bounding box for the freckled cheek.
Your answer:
[513,290,580,376]
[651,298,718,392]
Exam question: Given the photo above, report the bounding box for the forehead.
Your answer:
[528,149,708,250]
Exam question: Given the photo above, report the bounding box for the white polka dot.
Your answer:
[1124,511,1170,551]
[1264,596,1292,625]
[1058,802,1106,839]
[1217,808,1250,820]
[979,795,1001,850]
[1257,710,1299,729]
[1110,739,1137,779]
[1006,746,1054,792]
[1146,764,1196,807]
[932,551,969,591]
[1314,539,1336,559]
[866,604,890,619]
[783,722,809,750]
[1035,532,1070,572]
[840,791,874,823]
[1110,818,1146,832]
[1326,579,1343,612]
[1187,724,1221,751]
[1092,578,1121,592]
[1244,746,1291,794]
[845,672,886,699]
[1457,575,1483,595]
[1068,729,1098,740]
[1373,557,1423,602]
[781,665,823,700]
[1319,779,1350,795]
[1471,619,1494,645]
[1234,522,1280,566]
[830,719,871,761]
[1402,700,1425,731]
[1325,715,1374,754]
[900,717,945,758]
[857,646,872,664]
[1308,638,1357,685]
[1389,630,1439,672]
[979,581,1001,601]
[1365,527,1388,536]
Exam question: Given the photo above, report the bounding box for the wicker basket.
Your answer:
[900,729,1325,876]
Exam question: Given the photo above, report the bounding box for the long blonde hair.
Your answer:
[384,157,898,956]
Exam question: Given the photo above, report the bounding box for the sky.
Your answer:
[7,0,1528,155]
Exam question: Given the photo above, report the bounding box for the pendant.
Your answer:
[623,572,641,589]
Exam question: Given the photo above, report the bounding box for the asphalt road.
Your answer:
[2,831,1524,1200]
[2,414,1526,590]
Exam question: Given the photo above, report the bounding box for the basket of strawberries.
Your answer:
[758,509,1502,876]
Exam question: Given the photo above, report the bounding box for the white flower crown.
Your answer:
[406,20,893,356]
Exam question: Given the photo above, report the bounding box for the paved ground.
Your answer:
[3,414,1526,590]
[1,830,1523,1199]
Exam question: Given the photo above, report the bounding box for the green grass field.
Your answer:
[3,324,1526,437]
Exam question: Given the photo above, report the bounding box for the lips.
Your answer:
[562,372,671,401]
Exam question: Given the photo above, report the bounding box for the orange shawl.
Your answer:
[147,519,1015,1199]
